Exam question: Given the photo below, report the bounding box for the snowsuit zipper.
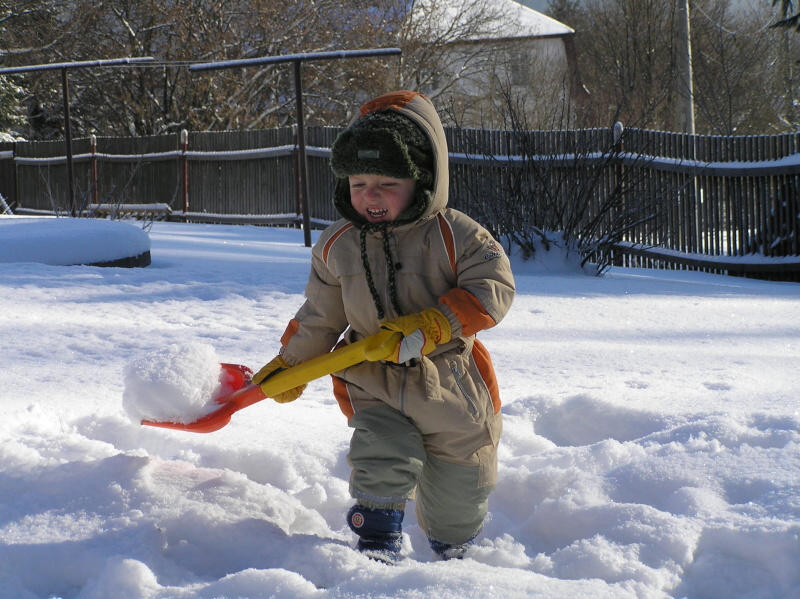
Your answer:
[399,369,408,415]
[450,362,478,417]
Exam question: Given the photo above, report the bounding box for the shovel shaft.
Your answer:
[257,329,400,399]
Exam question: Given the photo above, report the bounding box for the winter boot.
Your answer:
[429,537,472,561]
[347,504,404,563]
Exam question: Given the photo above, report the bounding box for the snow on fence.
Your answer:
[1,126,798,278]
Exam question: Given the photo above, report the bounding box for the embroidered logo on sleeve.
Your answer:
[483,240,504,261]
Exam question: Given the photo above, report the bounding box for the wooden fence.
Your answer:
[2,125,799,278]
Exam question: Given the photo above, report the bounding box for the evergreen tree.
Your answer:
[0,4,29,135]
[0,76,26,135]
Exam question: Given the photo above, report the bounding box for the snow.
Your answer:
[450,148,800,177]
[122,343,226,425]
[0,216,150,265]
[1,216,799,599]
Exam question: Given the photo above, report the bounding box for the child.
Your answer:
[253,90,515,562]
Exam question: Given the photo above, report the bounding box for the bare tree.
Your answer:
[547,0,681,130]
[768,1,800,129]
[550,0,800,133]
[1,0,546,138]
[1,0,399,137]
[691,1,779,134]
[771,0,800,30]
[17,0,356,136]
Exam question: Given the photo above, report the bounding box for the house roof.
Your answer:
[502,0,574,37]
[410,0,574,42]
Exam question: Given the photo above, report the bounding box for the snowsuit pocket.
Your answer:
[438,346,492,426]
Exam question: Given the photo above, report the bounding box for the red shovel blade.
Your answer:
[219,362,253,391]
[141,363,266,434]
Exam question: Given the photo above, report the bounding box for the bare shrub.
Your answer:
[449,90,674,273]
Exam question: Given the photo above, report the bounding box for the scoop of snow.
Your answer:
[122,342,226,424]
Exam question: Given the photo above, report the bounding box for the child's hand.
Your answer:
[380,308,452,363]
[251,356,307,403]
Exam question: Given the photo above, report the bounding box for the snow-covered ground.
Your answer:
[1,216,798,599]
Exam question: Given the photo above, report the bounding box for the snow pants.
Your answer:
[347,401,500,545]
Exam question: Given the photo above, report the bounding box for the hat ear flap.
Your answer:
[395,186,431,225]
[332,177,366,225]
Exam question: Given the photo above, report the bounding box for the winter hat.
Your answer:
[330,110,434,188]
[330,109,435,226]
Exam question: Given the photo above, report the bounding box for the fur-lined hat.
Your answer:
[330,110,434,188]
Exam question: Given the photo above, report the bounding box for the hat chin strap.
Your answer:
[359,222,402,320]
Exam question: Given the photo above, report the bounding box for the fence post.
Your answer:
[180,129,189,215]
[13,140,18,210]
[61,67,77,217]
[612,122,625,267]
[0,142,17,210]
[91,134,98,207]
[292,124,302,218]
[293,60,312,247]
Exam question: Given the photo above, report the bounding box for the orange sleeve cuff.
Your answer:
[280,318,300,347]
[440,288,496,337]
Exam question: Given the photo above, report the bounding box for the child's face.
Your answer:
[348,174,415,224]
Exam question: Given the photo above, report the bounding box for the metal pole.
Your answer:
[61,68,76,216]
[294,60,312,247]
[676,0,698,256]
[676,0,695,134]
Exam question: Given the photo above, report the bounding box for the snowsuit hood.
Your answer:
[332,91,449,227]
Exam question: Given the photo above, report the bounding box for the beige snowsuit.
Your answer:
[279,91,515,545]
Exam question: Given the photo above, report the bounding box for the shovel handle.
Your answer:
[254,329,401,401]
